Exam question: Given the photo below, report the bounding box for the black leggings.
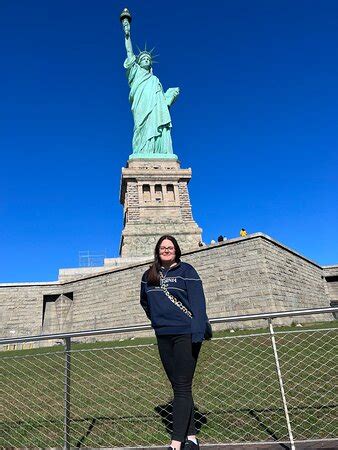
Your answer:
[156,334,202,442]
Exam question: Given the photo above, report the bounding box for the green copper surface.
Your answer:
[128,152,178,160]
[121,9,179,160]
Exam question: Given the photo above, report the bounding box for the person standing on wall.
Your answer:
[240,228,247,237]
[140,235,210,450]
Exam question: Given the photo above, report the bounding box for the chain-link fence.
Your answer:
[1,308,337,449]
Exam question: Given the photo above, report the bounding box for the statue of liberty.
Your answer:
[120,9,179,159]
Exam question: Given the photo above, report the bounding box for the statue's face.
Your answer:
[139,55,151,70]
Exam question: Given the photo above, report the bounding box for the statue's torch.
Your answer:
[120,8,132,37]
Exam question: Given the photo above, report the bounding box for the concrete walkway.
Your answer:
[107,441,338,450]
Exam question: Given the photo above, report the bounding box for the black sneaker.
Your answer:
[184,438,199,450]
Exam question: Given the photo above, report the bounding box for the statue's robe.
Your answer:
[124,55,173,155]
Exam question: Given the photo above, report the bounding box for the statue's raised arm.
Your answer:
[120,8,134,60]
[120,8,179,160]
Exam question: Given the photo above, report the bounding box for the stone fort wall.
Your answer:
[0,234,334,347]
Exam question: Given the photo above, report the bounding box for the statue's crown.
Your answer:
[137,51,152,63]
[136,45,158,65]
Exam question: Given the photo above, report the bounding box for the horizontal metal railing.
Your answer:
[1,306,336,345]
[1,306,337,450]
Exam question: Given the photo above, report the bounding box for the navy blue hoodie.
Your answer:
[140,261,208,342]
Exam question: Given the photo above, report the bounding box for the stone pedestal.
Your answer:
[119,158,202,257]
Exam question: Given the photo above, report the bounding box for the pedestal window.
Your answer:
[166,184,175,202]
[155,184,163,203]
[142,184,151,203]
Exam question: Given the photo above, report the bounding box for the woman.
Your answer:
[140,235,209,450]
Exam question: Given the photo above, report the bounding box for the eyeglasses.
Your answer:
[159,246,175,253]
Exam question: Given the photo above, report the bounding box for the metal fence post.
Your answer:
[268,318,295,450]
[63,337,71,450]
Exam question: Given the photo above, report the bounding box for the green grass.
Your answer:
[1,321,337,447]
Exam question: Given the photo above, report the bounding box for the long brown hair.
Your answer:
[147,235,182,285]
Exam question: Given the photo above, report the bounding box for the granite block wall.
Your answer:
[0,283,63,341]
[323,265,338,305]
[0,234,334,348]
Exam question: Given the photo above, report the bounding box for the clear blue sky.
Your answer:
[1,0,337,282]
